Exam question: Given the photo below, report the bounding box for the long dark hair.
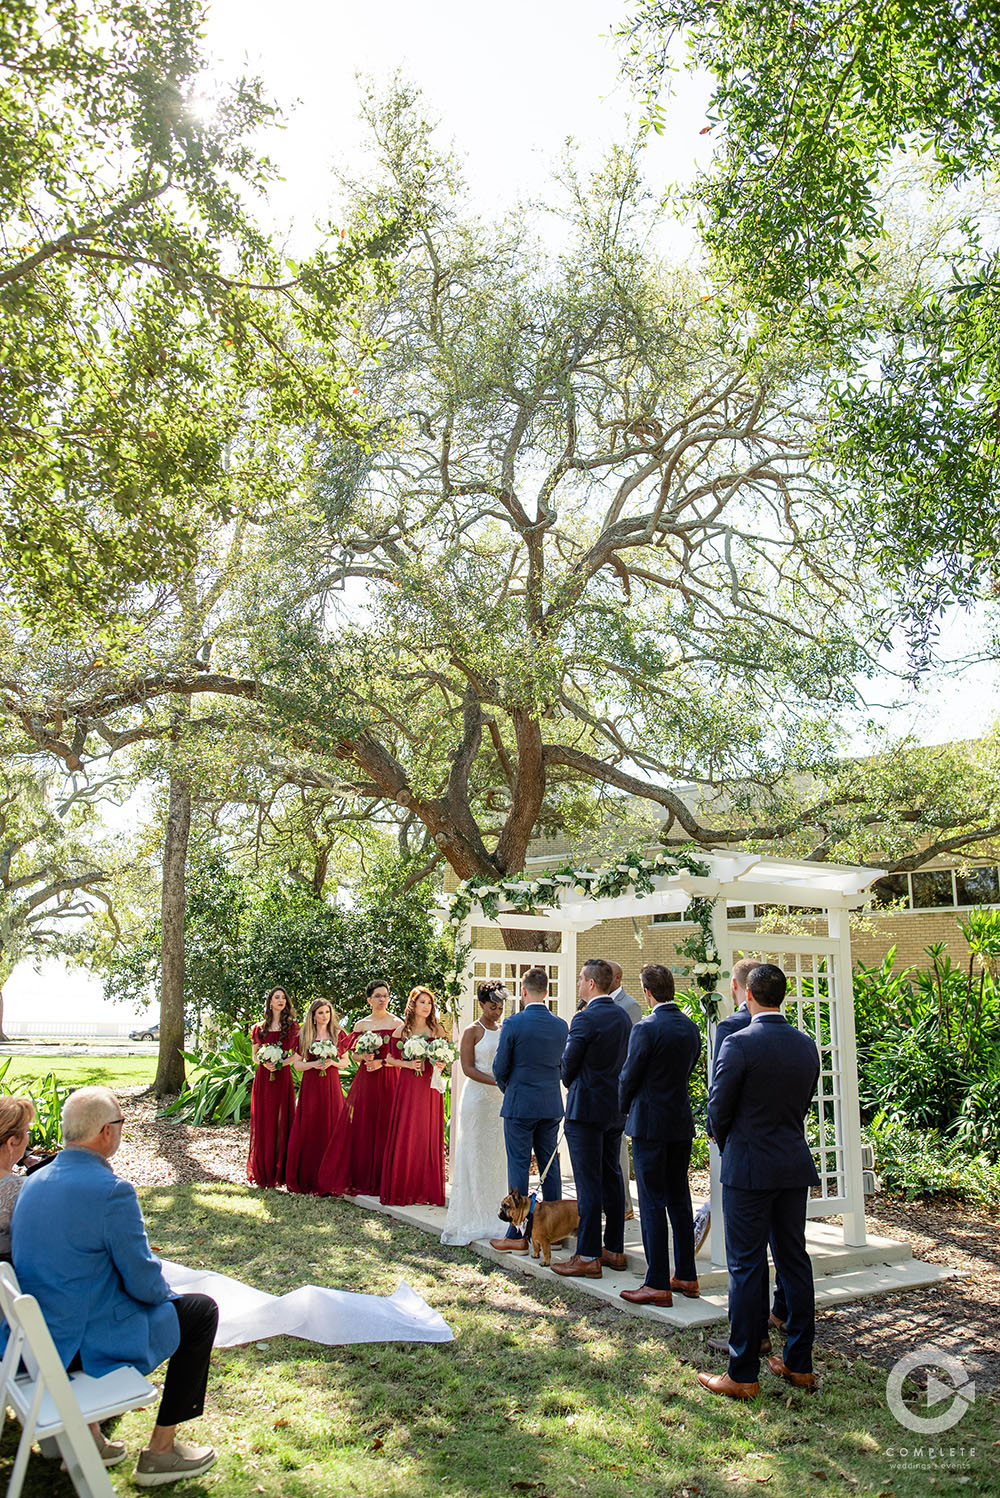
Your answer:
[263,987,297,1049]
[400,986,442,1040]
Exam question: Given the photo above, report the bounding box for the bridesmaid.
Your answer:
[285,999,347,1195]
[247,986,299,1187]
[380,986,447,1208]
[317,978,402,1197]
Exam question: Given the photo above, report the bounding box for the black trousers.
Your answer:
[564,1120,625,1259]
[631,1136,695,1288]
[72,1295,219,1428]
[501,1116,562,1240]
[157,1293,218,1426]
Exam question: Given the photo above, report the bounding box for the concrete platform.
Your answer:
[344,1191,954,1329]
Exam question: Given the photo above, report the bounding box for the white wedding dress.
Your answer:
[440,1025,509,1246]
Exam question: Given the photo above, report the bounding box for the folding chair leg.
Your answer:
[7,1379,44,1498]
[55,1427,116,1498]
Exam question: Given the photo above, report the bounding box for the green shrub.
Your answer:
[160,1031,260,1126]
[0,1058,70,1150]
[865,1112,1000,1206]
[953,1057,1000,1159]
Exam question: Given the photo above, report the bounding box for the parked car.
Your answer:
[129,1023,159,1042]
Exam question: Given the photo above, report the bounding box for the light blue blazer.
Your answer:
[11,1147,180,1376]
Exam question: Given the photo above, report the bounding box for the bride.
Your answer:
[440,981,509,1246]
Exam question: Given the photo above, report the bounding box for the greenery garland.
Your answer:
[442,848,723,1010]
[442,848,711,927]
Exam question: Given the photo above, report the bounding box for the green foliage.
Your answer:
[622,2,1000,636]
[854,920,1000,1155]
[160,1030,259,1125]
[102,855,448,1035]
[0,0,403,623]
[865,1111,1000,1206]
[0,1057,69,1150]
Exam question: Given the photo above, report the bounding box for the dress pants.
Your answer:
[564,1120,625,1260]
[722,1185,814,1384]
[502,1117,562,1239]
[66,1293,218,1427]
[631,1136,695,1289]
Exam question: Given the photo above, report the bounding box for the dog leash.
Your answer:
[536,1125,564,1188]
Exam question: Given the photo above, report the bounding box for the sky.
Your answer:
[7,1,997,1027]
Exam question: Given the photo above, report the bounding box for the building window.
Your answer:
[650,911,683,924]
[870,866,1000,913]
[911,870,956,909]
[870,874,910,908]
[956,866,1000,906]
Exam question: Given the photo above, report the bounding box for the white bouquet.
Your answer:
[257,1043,285,1081]
[402,1034,430,1062]
[425,1036,458,1094]
[353,1030,384,1057]
[309,1039,339,1074]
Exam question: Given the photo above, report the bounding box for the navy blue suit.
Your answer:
[708,1011,820,1383]
[493,1001,569,1237]
[619,1002,702,1287]
[560,995,632,1258]
[711,1001,788,1324]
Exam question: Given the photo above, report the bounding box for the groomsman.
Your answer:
[707,957,788,1356]
[700,963,820,1400]
[491,966,569,1250]
[608,961,642,1217]
[617,964,702,1306]
[553,959,632,1279]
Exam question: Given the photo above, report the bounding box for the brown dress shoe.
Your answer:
[670,1276,700,1298]
[551,1254,602,1278]
[708,1333,771,1356]
[489,1237,529,1252]
[765,1355,816,1391]
[620,1285,673,1306]
[768,1312,787,1331]
[601,1249,628,1270]
[697,1371,760,1400]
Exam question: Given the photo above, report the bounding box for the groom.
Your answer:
[490,965,569,1250]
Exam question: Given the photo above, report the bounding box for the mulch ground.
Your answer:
[116,1087,1000,1392]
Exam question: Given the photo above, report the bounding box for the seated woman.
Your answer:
[0,1095,35,1262]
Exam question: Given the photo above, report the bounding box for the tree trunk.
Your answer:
[0,984,8,1043]
[153,771,192,1095]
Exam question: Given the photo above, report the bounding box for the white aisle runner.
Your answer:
[161,1260,453,1347]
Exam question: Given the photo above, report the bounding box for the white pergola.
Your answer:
[448,849,883,1263]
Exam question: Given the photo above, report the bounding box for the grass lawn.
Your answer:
[0,1055,156,1091]
[1,1185,994,1498]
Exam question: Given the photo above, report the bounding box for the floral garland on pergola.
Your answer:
[442,847,725,1012]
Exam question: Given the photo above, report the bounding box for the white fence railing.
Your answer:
[1,1020,138,1038]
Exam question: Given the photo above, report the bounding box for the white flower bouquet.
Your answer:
[425,1036,458,1094]
[353,1030,384,1057]
[401,1035,430,1063]
[257,1043,285,1081]
[309,1039,339,1075]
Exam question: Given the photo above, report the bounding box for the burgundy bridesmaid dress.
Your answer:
[317,1026,399,1196]
[379,1035,446,1207]
[247,1023,299,1187]
[285,1040,346,1195]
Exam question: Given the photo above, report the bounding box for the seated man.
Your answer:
[11,1086,218,1487]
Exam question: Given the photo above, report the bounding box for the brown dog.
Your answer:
[499,1189,579,1267]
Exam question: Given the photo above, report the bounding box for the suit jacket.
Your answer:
[618,1002,703,1141]
[492,1003,569,1120]
[707,1012,821,1190]
[11,1147,180,1376]
[560,994,633,1127]
[611,985,643,1026]
[712,1001,751,1066]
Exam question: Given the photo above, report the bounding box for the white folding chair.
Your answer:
[0,1263,155,1498]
